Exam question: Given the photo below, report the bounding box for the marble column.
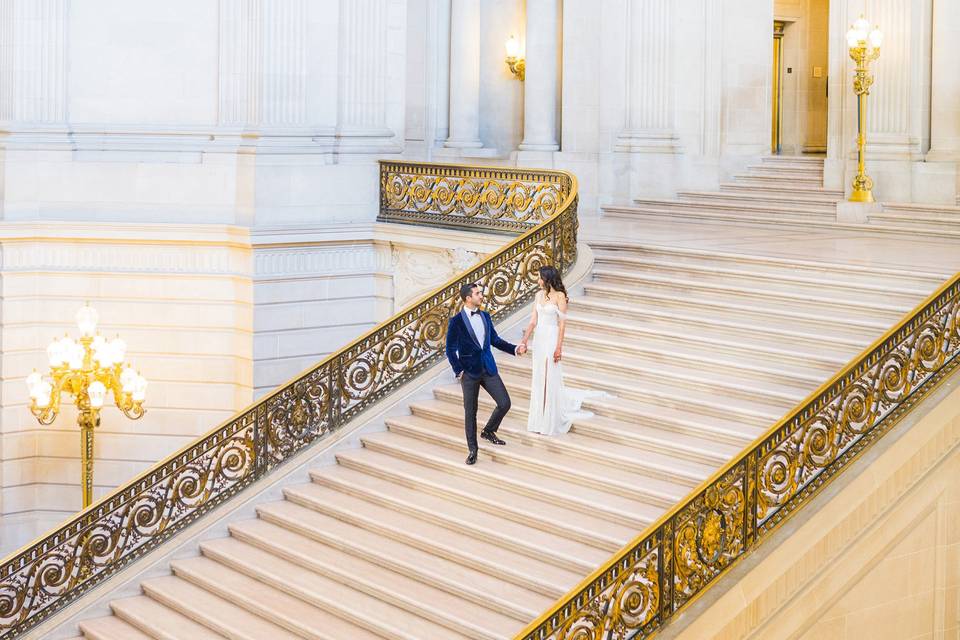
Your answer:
[927,0,960,160]
[444,0,483,148]
[519,0,560,151]
[615,0,679,152]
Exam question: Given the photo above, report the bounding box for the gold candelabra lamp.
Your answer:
[846,16,883,203]
[505,35,525,81]
[26,305,148,509]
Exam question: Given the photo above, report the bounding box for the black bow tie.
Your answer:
[470,310,481,317]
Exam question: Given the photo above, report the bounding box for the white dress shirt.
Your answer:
[466,308,485,345]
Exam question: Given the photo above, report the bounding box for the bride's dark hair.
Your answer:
[538,265,568,301]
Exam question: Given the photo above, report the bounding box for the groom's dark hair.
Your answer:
[459,283,479,301]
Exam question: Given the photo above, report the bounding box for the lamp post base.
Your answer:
[849,188,875,203]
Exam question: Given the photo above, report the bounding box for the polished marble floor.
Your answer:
[581,215,960,276]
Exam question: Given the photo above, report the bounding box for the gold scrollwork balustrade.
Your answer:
[516,273,960,640]
[0,161,579,639]
[379,162,572,232]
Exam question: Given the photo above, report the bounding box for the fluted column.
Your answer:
[445,0,483,148]
[218,0,263,127]
[862,0,924,158]
[0,0,68,124]
[519,0,560,151]
[928,0,960,160]
[434,0,452,145]
[615,0,679,153]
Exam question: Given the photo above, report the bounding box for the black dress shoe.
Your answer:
[465,450,478,465]
[481,430,506,446]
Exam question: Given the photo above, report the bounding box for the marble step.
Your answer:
[760,155,825,165]
[176,552,447,640]
[588,265,914,316]
[110,595,226,640]
[588,244,947,290]
[569,293,881,349]
[431,367,783,436]
[603,206,958,239]
[307,463,612,570]
[382,406,691,507]
[742,167,824,180]
[493,345,807,411]
[282,479,585,597]
[399,396,725,478]
[719,183,843,198]
[564,301,868,362]
[411,384,758,454]
[140,574,304,640]
[871,211,960,230]
[333,446,637,547]
[229,519,530,635]
[558,303,847,378]
[571,289,886,345]
[882,202,960,216]
[254,500,552,621]
[588,256,928,306]
[202,535,515,640]
[746,162,824,175]
[356,429,660,530]
[676,191,837,211]
[395,399,715,487]
[497,339,821,405]
[78,616,154,640]
[580,277,908,329]
[632,197,836,219]
[732,173,823,186]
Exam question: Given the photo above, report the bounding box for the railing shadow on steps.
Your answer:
[0,160,579,639]
[516,276,960,638]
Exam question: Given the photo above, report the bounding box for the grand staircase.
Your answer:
[606,156,960,235]
[61,237,948,640]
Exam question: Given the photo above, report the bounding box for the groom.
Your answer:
[445,283,527,465]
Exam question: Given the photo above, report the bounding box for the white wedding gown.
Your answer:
[526,297,606,436]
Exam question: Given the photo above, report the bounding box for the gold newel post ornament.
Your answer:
[846,16,883,203]
[26,305,148,509]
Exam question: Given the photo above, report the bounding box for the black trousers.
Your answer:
[460,372,511,452]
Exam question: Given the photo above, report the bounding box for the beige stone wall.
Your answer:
[669,370,960,640]
[799,491,959,639]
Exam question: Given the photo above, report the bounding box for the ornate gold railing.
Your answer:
[0,161,578,639]
[379,162,572,232]
[517,273,960,640]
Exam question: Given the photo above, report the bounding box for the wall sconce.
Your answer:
[505,35,525,81]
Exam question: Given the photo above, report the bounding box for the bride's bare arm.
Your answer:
[520,304,538,349]
[554,294,568,363]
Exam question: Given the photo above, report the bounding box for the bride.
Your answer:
[520,265,602,436]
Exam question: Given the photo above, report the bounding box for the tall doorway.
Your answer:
[772,1,830,156]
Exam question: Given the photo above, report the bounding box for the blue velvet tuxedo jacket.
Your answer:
[445,309,517,378]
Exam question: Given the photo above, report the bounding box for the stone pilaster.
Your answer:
[615,0,680,153]
[0,0,68,124]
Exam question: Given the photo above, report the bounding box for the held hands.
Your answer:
[516,343,528,356]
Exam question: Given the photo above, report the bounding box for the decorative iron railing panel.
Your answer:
[516,274,960,640]
[0,161,579,639]
[379,161,573,232]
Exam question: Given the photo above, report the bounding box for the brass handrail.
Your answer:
[516,272,960,639]
[0,160,579,639]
